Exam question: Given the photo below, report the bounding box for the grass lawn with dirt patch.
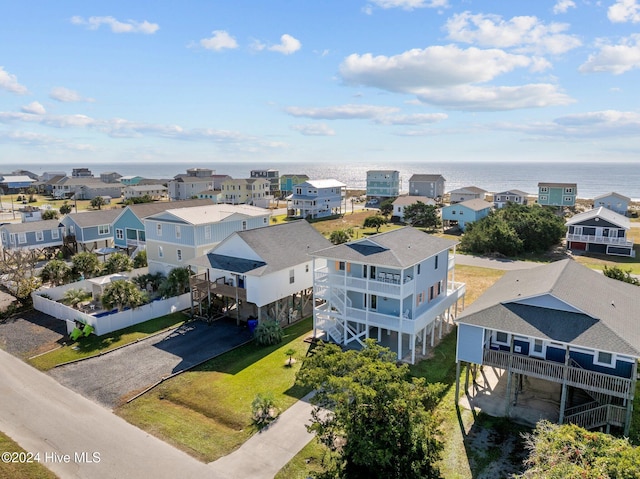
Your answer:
[28,312,186,370]
[0,431,58,479]
[308,210,402,238]
[116,318,314,462]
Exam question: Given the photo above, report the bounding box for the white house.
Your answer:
[287,179,346,219]
[448,186,488,204]
[391,196,435,222]
[144,204,271,275]
[124,184,168,201]
[189,220,331,323]
[311,227,465,364]
[593,192,630,216]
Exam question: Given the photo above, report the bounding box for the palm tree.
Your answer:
[63,288,91,309]
[101,280,146,311]
[40,259,71,286]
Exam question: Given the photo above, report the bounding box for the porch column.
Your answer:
[505,335,514,416]
[439,315,443,339]
[431,323,435,347]
[422,327,427,355]
[397,332,402,361]
[258,306,262,321]
[455,360,461,406]
[558,345,570,424]
[312,258,317,339]
[411,334,416,364]
[624,360,638,436]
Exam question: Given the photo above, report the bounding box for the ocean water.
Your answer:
[4,161,640,201]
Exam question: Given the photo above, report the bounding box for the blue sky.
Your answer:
[1,0,640,165]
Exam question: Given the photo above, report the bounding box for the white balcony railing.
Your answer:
[566,233,633,247]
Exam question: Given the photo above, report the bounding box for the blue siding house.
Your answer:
[441,199,492,231]
[112,199,211,253]
[0,220,65,259]
[311,227,466,364]
[593,192,630,216]
[59,209,122,252]
[455,259,639,434]
[538,182,577,207]
[287,179,346,219]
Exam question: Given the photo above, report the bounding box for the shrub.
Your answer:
[251,393,279,429]
[253,319,284,346]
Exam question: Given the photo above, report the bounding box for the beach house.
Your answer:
[441,199,493,231]
[391,196,435,222]
[566,207,635,257]
[537,182,577,207]
[593,192,630,216]
[0,220,65,260]
[287,179,346,219]
[144,204,271,275]
[448,186,488,204]
[408,174,446,200]
[60,209,122,253]
[311,227,465,364]
[455,259,639,434]
[366,170,400,203]
[189,220,330,323]
[493,189,530,209]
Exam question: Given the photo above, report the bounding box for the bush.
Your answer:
[251,393,279,429]
[253,319,284,346]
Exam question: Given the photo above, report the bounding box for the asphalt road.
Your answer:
[49,319,252,407]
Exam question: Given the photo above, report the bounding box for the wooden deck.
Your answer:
[483,349,632,399]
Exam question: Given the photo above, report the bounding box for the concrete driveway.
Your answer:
[49,319,252,408]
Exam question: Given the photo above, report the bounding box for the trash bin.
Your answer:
[248,319,258,334]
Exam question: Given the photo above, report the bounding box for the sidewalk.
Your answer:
[209,392,317,479]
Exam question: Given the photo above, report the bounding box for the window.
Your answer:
[532,339,544,356]
[10,234,15,244]
[595,351,614,366]
[289,269,295,284]
[435,255,438,269]
[51,229,59,239]
[495,332,509,344]
[370,295,377,310]
[36,231,44,242]
[565,188,573,193]
[204,225,211,240]
[417,264,421,275]
[338,261,346,271]
[156,223,162,236]
[564,196,573,202]
[175,226,181,239]
[158,246,164,258]
[263,217,268,224]
[416,292,425,306]
[369,265,376,279]
[98,224,110,235]
[242,220,247,231]
[540,187,549,193]
[429,285,434,301]
[177,249,182,262]
[18,233,27,244]
[305,264,309,273]
[1,232,6,243]
[116,229,124,240]
[540,195,548,201]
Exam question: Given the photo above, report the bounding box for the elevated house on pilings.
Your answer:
[0,220,65,260]
[189,220,331,325]
[310,227,466,364]
[455,259,640,435]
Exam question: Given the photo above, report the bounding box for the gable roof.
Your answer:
[1,219,63,233]
[566,207,630,229]
[594,192,631,203]
[311,227,457,268]
[448,199,493,211]
[0,175,36,183]
[494,189,529,197]
[409,174,446,182]
[123,199,212,221]
[457,259,640,356]
[449,186,488,195]
[149,204,269,225]
[64,209,122,228]
[392,196,434,206]
[538,182,577,188]
[305,179,345,188]
[193,220,331,276]
[125,184,168,192]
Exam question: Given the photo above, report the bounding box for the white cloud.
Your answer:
[366,0,449,11]
[0,66,28,94]
[290,124,336,136]
[284,104,399,119]
[200,30,238,51]
[495,110,640,139]
[49,86,94,103]
[444,12,581,55]
[70,15,159,34]
[374,113,448,125]
[21,101,46,115]
[608,0,640,23]
[553,0,576,14]
[340,45,540,90]
[579,34,640,74]
[268,34,302,55]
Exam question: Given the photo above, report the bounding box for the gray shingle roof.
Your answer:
[2,220,62,233]
[458,259,640,355]
[450,199,493,211]
[127,199,212,220]
[65,209,122,227]
[193,220,331,276]
[409,174,445,182]
[311,227,458,268]
[566,207,630,229]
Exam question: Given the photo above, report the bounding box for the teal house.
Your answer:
[537,182,577,207]
[112,199,211,254]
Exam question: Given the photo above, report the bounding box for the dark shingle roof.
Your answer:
[193,220,331,276]
[458,259,640,355]
[311,227,457,268]
[2,220,62,233]
[409,174,446,182]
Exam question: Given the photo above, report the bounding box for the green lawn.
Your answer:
[28,312,187,370]
[0,431,58,479]
[116,318,314,462]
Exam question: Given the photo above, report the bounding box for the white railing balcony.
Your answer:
[566,233,633,247]
[126,238,145,247]
[448,256,455,271]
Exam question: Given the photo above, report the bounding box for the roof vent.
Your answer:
[611,301,615,307]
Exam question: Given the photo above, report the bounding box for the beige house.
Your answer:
[221,178,271,205]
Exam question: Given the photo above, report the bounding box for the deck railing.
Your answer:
[564,404,626,430]
[483,349,632,398]
[566,233,633,246]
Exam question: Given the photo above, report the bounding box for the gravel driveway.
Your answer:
[49,319,252,408]
[0,309,66,359]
